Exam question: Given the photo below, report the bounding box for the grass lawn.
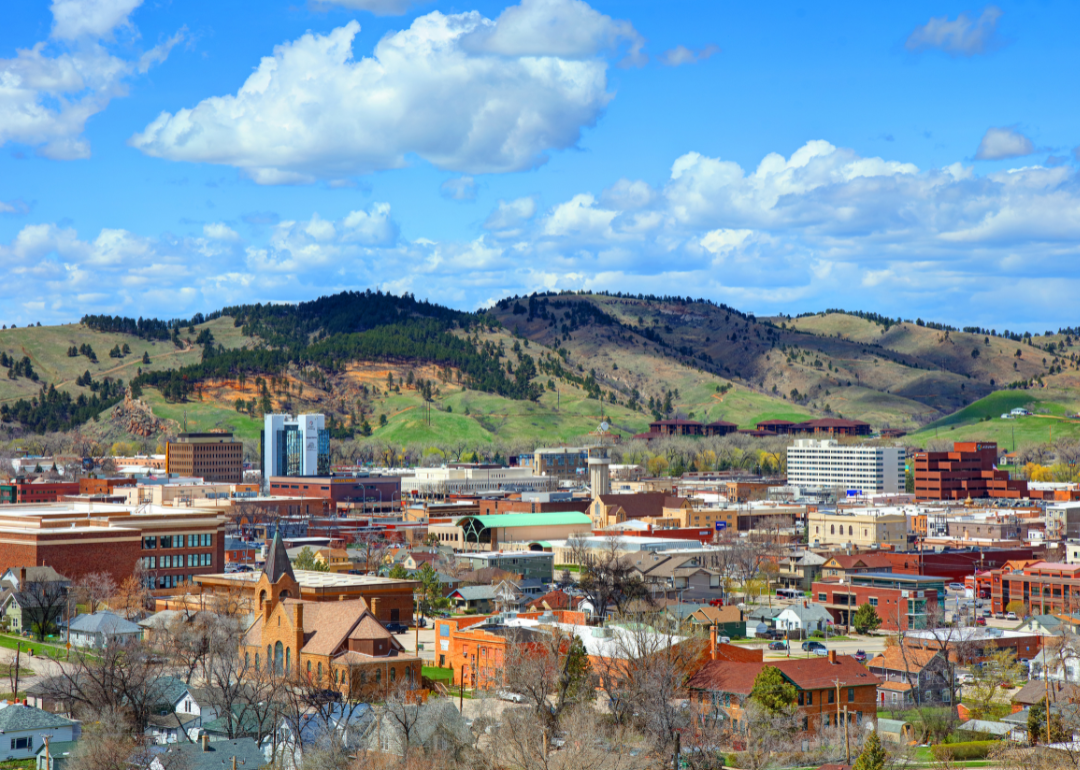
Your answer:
[0,633,70,658]
[0,665,35,676]
[0,758,36,770]
[422,666,454,683]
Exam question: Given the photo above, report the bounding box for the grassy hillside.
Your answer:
[905,389,1080,449]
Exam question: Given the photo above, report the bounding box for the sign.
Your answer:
[715,521,727,530]
[846,489,863,497]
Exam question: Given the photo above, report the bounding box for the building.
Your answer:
[775,603,834,635]
[191,534,416,623]
[807,510,908,550]
[787,440,905,494]
[902,627,1042,665]
[0,705,79,761]
[267,475,401,515]
[65,611,143,648]
[78,477,137,496]
[457,551,554,582]
[788,418,873,437]
[990,561,1080,616]
[0,502,225,587]
[0,479,81,505]
[523,446,611,482]
[1047,503,1080,541]
[402,465,557,499]
[262,414,329,480]
[867,647,952,709]
[166,433,243,484]
[777,551,826,592]
[821,553,895,580]
[429,512,592,550]
[812,574,942,631]
[912,441,1028,501]
[588,493,688,529]
[686,642,880,733]
[477,492,590,517]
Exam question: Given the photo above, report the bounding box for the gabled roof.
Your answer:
[824,553,893,570]
[448,586,499,601]
[1,566,69,585]
[593,493,670,519]
[0,704,76,731]
[1012,679,1080,705]
[263,531,295,584]
[526,589,579,611]
[778,603,833,622]
[868,646,942,674]
[68,611,142,635]
[151,738,264,770]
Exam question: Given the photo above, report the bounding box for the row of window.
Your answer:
[140,553,214,569]
[143,534,214,550]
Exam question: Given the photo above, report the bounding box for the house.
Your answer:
[778,551,826,592]
[686,646,881,733]
[365,700,471,758]
[0,568,71,637]
[956,719,1015,740]
[148,737,264,770]
[0,704,79,762]
[200,706,263,742]
[820,554,894,580]
[446,586,498,614]
[745,606,784,638]
[687,605,745,638]
[866,647,952,708]
[775,603,833,635]
[402,552,439,571]
[146,712,201,745]
[524,589,583,613]
[1011,679,1080,712]
[267,704,373,770]
[35,739,77,770]
[314,548,354,573]
[65,612,142,649]
[622,552,721,600]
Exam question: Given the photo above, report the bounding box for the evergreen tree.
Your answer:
[749,665,796,715]
[142,351,151,365]
[853,731,886,770]
[852,603,882,634]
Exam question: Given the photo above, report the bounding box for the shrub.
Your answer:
[930,741,997,761]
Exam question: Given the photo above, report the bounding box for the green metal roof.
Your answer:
[455,512,592,528]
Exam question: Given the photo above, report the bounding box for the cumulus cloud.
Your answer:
[441,177,478,202]
[659,44,719,66]
[906,6,1004,56]
[975,126,1035,160]
[9,141,1080,326]
[0,1,180,159]
[131,4,619,183]
[483,197,537,232]
[463,0,646,66]
[317,0,430,16]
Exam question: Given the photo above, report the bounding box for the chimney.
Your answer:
[803,600,807,608]
[828,650,836,664]
[201,735,209,752]
[294,603,303,630]
[19,567,26,585]
[710,625,718,660]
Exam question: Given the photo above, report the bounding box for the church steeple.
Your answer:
[263,531,296,584]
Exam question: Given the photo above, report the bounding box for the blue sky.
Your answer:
[2,0,1079,329]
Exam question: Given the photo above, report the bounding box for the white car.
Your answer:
[496,690,526,703]
[948,583,966,592]
[1006,612,1018,620]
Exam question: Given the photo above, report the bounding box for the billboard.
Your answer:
[715,521,727,530]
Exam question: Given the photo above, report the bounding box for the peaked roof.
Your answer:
[779,603,833,622]
[264,532,296,584]
[867,646,942,673]
[825,553,893,570]
[594,493,670,519]
[0,704,76,731]
[68,611,142,635]
[687,655,880,693]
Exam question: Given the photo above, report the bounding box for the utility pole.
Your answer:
[1045,661,1052,745]
[843,705,850,764]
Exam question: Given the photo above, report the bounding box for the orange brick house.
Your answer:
[241,536,421,696]
[687,642,880,733]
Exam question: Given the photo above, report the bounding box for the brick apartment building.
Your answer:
[812,574,942,631]
[687,642,880,733]
[79,477,137,496]
[0,479,80,504]
[913,441,1028,501]
[166,433,244,484]
[0,501,225,587]
[881,547,1040,584]
[754,418,873,437]
[990,561,1080,616]
[633,419,738,440]
[267,475,401,515]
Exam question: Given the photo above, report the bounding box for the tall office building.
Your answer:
[262,414,330,481]
[786,439,905,495]
[166,433,243,484]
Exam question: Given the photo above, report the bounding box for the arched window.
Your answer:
[274,642,284,674]
[317,662,323,681]
[259,590,267,605]
[307,660,312,674]
[267,645,271,669]
[255,653,259,669]
[245,653,249,669]
[406,666,412,681]
[390,667,396,683]
[280,589,290,599]
[376,669,381,684]
[285,647,291,671]
[830,525,835,535]
[848,525,853,536]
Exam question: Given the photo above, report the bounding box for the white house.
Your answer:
[775,603,833,634]
[264,704,373,770]
[0,704,79,761]
[66,612,142,649]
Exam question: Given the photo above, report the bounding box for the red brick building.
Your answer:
[78,477,137,495]
[913,441,1028,501]
[6,480,81,504]
[267,476,401,515]
[477,498,590,517]
[990,561,1080,615]
[812,579,940,631]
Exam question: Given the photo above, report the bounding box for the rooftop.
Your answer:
[195,570,417,589]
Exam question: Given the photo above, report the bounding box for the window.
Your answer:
[797,692,804,706]
[848,688,854,702]
[11,738,30,750]
[869,597,878,607]
[806,691,812,705]
[818,593,827,602]
[828,690,835,704]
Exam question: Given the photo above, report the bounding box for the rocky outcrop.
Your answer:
[111,388,170,437]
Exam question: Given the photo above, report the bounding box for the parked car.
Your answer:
[852,650,868,663]
[719,636,731,645]
[949,583,966,592]
[768,641,788,651]
[1006,611,1018,621]
[814,647,829,657]
[802,640,826,652]
[957,672,975,685]
[497,690,526,703]
[413,616,428,628]
[384,622,408,634]
[975,617,987,626]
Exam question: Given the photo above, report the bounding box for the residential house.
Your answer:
[866,647,952,709]
[365,700,471,758]
[1011,680,1080,713]
[745,605,784,638]
[820,554,894,581]
[622,552,721,601]
[1030,643,1080,682]
[686,645,881,733]
[65,612,142,649]
[525,589,584,613]
[267,704,373,770]
[0,704,79,762]
[148,738,264,770]
[35,739,77,770]
[775,603,833,636]
[688,605,745,638]
[314,548,353,573]
[446,586,498,614]
[778,551,826,592]
[0,567,71,636]
[402,552,439,571]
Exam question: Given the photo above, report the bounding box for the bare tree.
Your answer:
[18,575,70,641]
[577,537,652,621]
[72,572,117,614]
[502,627,595,726]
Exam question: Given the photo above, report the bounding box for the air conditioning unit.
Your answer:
[901,590,910,598]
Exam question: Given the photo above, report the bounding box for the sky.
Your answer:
[1,0,1079,330]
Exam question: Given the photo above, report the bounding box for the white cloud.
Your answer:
[342,203,398,245]
[906,6,1004,56]
[203,223,241,241]
[0,199,30,215]
[0,1,179,159]
[483,197,537,232]
[659,44,719,66]
[441,177,478,202]
[600,178,654,210]
[463,0,646,66]
[317,0,430,16]
[50,0,143,40]
[131,6,616,183]
[975,126,1035,160]
[543,194,618,239]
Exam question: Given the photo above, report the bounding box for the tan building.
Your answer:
[807,510,908,550]
[588,493,689,529]
[430,512,592,550]
[165,433,243,484]
[122,482,259,506]
[661,505,737,531]
[241,537,420,695]
[314,548,353,573]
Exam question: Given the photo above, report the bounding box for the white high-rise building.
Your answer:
[786,439,905,494]
[263,414,329,480]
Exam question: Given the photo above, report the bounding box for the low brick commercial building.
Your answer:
[812,574,942,631]
[268,475,402,516]
[990,561,1080,616]
[913,441,1027,501]
[686,643,880,733]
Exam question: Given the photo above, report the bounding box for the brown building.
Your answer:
[477,497,590,517]
[267,476,402,515]
[913,441,1027,501]
[79,477,137,495]
[166,433,244,484]
[989,560,1080,616]
[241,537,421,695]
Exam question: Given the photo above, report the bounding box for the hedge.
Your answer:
[930,741,999,761]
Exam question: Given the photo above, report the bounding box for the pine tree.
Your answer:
[852,603,881,634]
[853,731,886,770]
[749,665,796,714]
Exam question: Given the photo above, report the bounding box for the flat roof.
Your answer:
[465,551,553,560]
[195,570,416,589]
[454,512,591,528]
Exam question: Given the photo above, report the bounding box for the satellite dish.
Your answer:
[599,421,609,433]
